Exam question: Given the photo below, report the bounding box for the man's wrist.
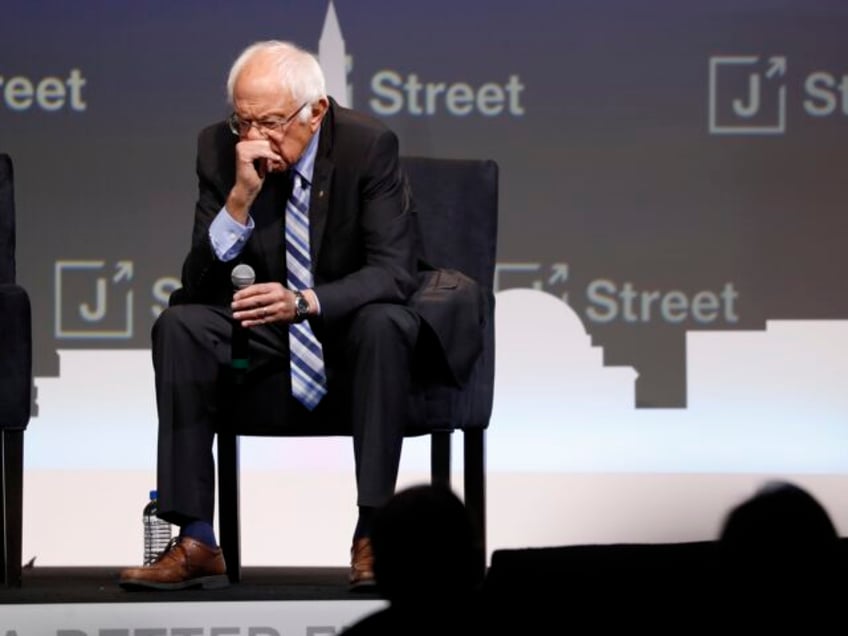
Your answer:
[301,289,320,316]
[225,188,251,224]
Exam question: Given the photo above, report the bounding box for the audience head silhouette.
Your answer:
[370,483,480,605]
[718,480,840,576]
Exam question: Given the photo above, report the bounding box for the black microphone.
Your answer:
[230,264,255,383]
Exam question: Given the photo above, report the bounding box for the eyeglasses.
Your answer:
[227,102,309,137]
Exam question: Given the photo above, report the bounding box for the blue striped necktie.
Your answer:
[285,171,327,410]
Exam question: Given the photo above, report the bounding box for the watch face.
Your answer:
[296,293,309,317]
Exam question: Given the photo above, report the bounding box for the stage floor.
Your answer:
[1,567,387,634]
[0,565,382,603]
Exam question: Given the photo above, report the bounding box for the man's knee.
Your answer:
[347,303,419,349]
[152,304,191,344]
[152,304,224,351]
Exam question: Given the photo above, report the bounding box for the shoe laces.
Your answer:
[152,536,182,563]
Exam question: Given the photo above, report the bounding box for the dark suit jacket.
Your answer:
[177,98,482,387]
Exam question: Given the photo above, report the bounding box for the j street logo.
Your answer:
[709,54,848,135]
[54,260,134,339]
[709,55,787,135]
[53,259,182,341]
[496,261,740,326]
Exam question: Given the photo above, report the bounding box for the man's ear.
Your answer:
[309,97,330,132]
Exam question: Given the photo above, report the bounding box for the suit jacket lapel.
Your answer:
[309,99,339,263]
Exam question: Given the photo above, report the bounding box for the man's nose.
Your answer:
[244,124,266,140]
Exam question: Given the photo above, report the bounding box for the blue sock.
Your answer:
[180,521,218,548]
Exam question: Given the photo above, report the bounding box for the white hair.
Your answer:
[226,40,326,121]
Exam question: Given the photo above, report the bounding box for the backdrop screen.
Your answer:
[4,0,848,477]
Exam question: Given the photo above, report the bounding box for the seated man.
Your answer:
[118,39,482,591]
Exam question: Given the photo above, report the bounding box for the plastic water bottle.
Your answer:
[143,489,172,565]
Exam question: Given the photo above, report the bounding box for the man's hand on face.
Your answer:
[226,139,283,223]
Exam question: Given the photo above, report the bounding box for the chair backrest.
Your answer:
[0,154,15,285]
[401,156,499,296]
[401,156,499,432]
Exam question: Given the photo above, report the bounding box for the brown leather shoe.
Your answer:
[350,537,376,589]
[118,536,228,590]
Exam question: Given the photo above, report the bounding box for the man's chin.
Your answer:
[267,161,288,173]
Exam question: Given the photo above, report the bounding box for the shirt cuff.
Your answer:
[209,206,255,261]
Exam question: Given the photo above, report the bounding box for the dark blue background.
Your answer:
[2,0,847,407]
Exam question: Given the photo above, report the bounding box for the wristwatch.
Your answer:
[293,291,310,323]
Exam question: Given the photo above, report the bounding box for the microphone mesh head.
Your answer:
[231,263,256,289]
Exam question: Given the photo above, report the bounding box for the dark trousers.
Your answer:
[151,302,420,528]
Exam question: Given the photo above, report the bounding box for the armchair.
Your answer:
[0,153,33,587]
